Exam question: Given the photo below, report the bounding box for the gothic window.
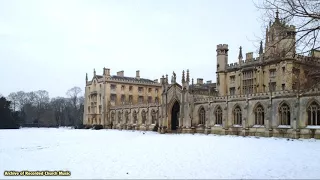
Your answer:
[118,111,122,124]
[151,109,157,124]
[129,95,133,104]
[199,107,206,125]
[148,96,152,103]
[215,106,223,125]
[141,110,147,124]
[254,104,264,125]
[155,97,159,104]
[233,106,242,125]
[307,101,320,126]
[133,110,137,124]
[125,111,129,124]
[111,112,115,122]
[279,103,290,125]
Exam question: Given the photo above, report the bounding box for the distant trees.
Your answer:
[0,97,19,129]
[4,86,84,128]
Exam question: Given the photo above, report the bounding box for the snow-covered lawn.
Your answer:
[1,128,320,179]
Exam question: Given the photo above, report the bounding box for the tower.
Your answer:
[264,10,296,58]
[216,44,229,96]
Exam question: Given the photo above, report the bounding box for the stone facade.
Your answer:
[83,68,162,128]
[83,14,320,139]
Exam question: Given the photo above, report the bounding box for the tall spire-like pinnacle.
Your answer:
[275,7,280,23]
[182,70,185,83]
[86,73,88,82]
[93,68,96,76]
[186,69,190,82]
[238,46,243,60]
[259,41,263,54]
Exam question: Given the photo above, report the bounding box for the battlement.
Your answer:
[296,55,320,66]
[217,44,228,50]
[227,62,240,68]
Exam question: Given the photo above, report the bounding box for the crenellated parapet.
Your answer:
[296,55,320,66]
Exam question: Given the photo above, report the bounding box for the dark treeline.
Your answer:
[0,86,84,129]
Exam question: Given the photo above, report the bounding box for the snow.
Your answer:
[1,128,320,179]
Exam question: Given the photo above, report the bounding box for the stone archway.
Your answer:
[170,101,180,131]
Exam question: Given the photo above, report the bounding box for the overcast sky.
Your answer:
[0,0,264,98]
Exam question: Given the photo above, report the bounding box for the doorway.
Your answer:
[171,101,180,130]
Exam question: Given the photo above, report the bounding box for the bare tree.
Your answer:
[50,97,68,126]
[7,92,18,111]
[15,91,28,111]
[34,90,50,120]
[255,0,320,56]
[66,87,82,126]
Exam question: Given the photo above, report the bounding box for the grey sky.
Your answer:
[0,0,263,98]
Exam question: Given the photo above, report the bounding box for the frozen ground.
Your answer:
[1,128,320,179]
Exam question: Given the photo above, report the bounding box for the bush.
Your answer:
[75,124,85,129]
[84,125,92,129]
[93,124,103,130]
[152,123,159,132]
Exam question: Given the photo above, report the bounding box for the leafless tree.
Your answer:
[7,92,18,111]
[255,0,320,56]
[50,97,68,126]
[255,0,320,94]
[66,87,83,126]
[15,91,28,111]
[34,90,50,120]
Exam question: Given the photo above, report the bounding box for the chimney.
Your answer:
[117,70,124,77]
[197,78,203,85]
[136,70,140,80]
[154,79,158,83]
[207,80,212,84]
[246,52,253,60]
[103,68,110,77]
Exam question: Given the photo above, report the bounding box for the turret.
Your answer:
[216,44,229,96]
[216,44,229,72]
[86,73,88,83]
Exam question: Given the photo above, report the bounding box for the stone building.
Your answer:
[83,14,320,139]
[83,68,162,129]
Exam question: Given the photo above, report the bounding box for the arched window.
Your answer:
[279,103,290,125]
[199,107,206,125]
[141,110,147,124]
[125,111,129,124]
[151,109,157,124]
[133,110,137,124]
[118,111,122,124]
[307,101,320,126]
[215,106,223,125]
[233,106,242,125]
[254,104,264,125]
